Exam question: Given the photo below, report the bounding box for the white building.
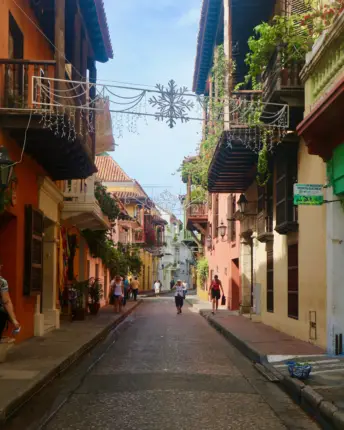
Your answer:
[157,208,194,291]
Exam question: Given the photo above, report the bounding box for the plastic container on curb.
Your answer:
[286,361,312,380]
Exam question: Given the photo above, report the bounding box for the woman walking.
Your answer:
[174,280,184,314]
[209,275,224,315]
[110,275,124,313]
[154,280,160,297]
[0,263,20,340]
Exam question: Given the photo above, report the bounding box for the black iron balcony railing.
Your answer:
[262,46,304,103]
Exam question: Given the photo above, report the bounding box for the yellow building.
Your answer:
[96,155,164,291]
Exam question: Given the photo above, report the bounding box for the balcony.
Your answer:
[257,212,274,243]
[133,229,145,244]
[186,203,208,235]
[61,174,110,230]
[0,59,96,180]
[262,46,304,105]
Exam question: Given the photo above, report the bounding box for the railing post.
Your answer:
[23,63,28,108]
[4,64,9,107]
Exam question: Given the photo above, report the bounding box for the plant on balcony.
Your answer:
[190,186,207,203]
[301,1,344,35]
[237,14,315,89]
[179,44,227,191]
[144,225,156,247]
[94,182,120,222]
[256,129,272,187]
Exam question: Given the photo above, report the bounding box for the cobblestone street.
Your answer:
[5,299,319,430]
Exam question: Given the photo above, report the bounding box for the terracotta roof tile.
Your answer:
[95,156,132,182]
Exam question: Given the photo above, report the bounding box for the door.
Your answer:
[231,259,240,310]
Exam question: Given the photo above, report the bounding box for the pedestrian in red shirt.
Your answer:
[209,275,224,315]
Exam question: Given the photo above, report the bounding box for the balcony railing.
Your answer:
[187,203,207,218]
[0,59,94,152]
[257,212,273,243]
[133,229,145,243]
[262,47,304,102]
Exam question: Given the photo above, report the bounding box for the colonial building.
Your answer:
[0,0,112,341]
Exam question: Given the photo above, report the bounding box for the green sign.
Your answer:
[293,184,324,206]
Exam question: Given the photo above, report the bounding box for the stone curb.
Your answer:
[0,300,142,424]
[199,310,344,430]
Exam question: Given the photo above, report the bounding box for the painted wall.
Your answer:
[204,193,240,309]
[251,145,327,349]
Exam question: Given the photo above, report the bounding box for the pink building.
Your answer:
[205,194,241,310]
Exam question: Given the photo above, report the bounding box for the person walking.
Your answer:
[0,264,20,341]
[110,275,124,313]
[182,281,188,299]
[174,280,184,314]
[170,279,175,291]
[131,277,139,301]
[209,275,224,315]
[154,280,160,297]
[123,276,130,306]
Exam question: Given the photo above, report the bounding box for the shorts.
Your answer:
[175,296,184,308]
[211,289,221,300]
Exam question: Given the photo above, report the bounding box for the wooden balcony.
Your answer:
[0,59,96,180]
[256,212,274,243]
[186,203,208,235]
[262,47,304,105]
[133,229,145,244]
[61,174,110,230]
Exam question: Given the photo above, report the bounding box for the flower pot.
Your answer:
[88,303,100,315]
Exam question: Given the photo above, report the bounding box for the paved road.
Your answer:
[5,298,319,430]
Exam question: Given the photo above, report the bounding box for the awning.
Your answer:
[208,130,257,193]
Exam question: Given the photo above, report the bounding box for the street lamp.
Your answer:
[0,147,13,191]
[237,194,248,215]
[218,220,227,239]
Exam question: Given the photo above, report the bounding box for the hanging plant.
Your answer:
[256,129,271,187]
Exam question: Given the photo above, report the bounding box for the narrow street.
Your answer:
[5,299,319,430]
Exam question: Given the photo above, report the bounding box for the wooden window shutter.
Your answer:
[266,248,274,312]
[288,243,299,319]
[24,205,44,296]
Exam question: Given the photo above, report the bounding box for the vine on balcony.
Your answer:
[179,44,228,191]
[94,181,120,222]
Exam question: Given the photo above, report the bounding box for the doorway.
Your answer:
[231,258,240,310]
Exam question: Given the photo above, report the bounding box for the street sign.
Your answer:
[293,184,324,206]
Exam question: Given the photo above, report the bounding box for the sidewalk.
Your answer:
[192,307,344,430]
[0,300,141,423]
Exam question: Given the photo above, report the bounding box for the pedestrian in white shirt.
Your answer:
[154,280,160,297]
[174,280,184,314]
[182,281,188,299]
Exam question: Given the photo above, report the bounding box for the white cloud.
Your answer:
[177,8,200,27]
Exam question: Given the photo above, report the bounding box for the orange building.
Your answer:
[0,0,112,341]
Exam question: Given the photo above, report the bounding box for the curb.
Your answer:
[0,300,142,424]
[199,310,344,430]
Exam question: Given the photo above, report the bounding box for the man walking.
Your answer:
[131,277,140,301]
[123,276,130,306]
[170,279,175,291]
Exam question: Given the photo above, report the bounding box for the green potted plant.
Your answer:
[72,279,89,321]
[88,278,104,315]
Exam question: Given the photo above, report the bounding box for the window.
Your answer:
[24,206,44,296]
[213,194,219,238]
[266,249,274,313]
[275,147,298,234]
[288,243,299,319]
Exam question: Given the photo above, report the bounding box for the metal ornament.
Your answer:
[148,80,194,128]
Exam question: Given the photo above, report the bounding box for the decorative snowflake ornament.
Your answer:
[148,80,195,128]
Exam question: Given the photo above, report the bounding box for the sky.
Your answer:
[97,0,202,208]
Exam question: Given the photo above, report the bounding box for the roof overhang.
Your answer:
[82,0,113,62]
[208,130,257,193]
[297,74,344,161]
[193,0,275,95]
